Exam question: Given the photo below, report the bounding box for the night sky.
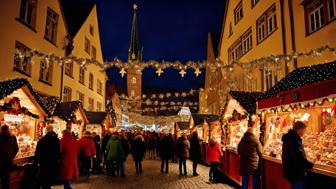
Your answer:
[65,0,226,90]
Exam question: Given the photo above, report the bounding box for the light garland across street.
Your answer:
[14,45,336,78]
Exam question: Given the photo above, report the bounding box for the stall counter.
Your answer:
[263,156,336,189]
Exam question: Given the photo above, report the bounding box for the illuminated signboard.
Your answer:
[4,114,24,122]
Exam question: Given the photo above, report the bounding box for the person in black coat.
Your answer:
[282,121,314,189]
[119,134,130,177]
[189,132,201,176]
[0,125,19,189]
[93,132,101,173]
[34,125,61,189]
[102,131,111,171]
[131,134,145,174]
[159,133,173,174]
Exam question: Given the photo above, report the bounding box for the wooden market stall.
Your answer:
[174,121,191,139]
[85,111,112,137]
[50,101,88,139]
[257,61,336,189]
[220,91,261,185]
[0,78,49,188]
[190,114,220,163]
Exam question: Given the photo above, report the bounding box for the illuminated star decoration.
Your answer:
[179,69,186,77]
[133,3,138,10]
[194,68,202,77]
[119,68,127,77]
[156,68,164,76]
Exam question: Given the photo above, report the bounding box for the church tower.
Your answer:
[127,3,142,101]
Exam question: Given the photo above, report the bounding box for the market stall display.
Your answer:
[220,91,261,185]
[174,121,190,138]
[0,79,48,163]
[189,114,220,163]
[85,111,114,137]
[50,101,88,139]
[190,114,219,142]
[257,61,336,189]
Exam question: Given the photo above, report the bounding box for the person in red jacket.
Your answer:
[206,138,223,183]
[59,129,79,189]
[79,131,96,177]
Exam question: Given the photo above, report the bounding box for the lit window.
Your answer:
[131,76,136,84]
[130,90,135,97]
[44,8,58,44]
[19,0,37,28]
[14,41,31,76]
[39,60,53,83]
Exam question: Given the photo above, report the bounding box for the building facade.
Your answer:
[0,0,107,112]
[200,33,226,115]
[218,0,336,92]
[61,3,107,111]
[0,0,68,96]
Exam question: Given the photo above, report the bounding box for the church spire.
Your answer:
[128,3,142,62]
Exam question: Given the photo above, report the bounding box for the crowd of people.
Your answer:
[0,120,314,189]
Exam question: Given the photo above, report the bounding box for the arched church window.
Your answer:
[131,76,136,84]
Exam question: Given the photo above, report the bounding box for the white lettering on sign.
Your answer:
[4,114,24,122]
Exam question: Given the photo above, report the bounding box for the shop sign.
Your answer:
[4,114,24,122]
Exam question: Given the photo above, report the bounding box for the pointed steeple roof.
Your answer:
[128,3,142,62]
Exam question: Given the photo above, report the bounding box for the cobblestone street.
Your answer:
[55,157,235,189]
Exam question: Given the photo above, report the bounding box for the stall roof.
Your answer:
[191,114,220,126]
[53,101,88,123]
[258,61,336,100]
[0,78,48,116]
[38,95,60,115]
[85,111,106,124]
[175,121,190,130]
[228,91,262,115]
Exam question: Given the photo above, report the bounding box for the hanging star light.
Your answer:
[156,68,164,76]
[194,68,202,77]
[119,68,127,77]
[179,69,186,77]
